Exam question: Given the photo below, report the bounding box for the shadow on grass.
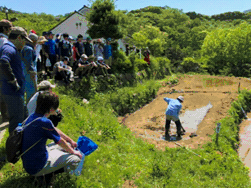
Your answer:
[1,172,78,188]
[0,124,8,132]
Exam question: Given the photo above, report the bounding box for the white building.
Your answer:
[50,6,90,39]
[49,5,126,51]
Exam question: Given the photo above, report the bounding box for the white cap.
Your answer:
[97,56,104,61]
[177,96,184,102]
[81,54,88,59]
[38,80,56,89]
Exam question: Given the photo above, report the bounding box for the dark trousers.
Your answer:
[165,118,182,136]
[0,93,8,121]
[37,59,42,72]
[48,54,57,72]
[55,71,70,83]
[3,95,25,133]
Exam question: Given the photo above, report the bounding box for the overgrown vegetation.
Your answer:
[1,2,251,187]
[1,80,251,187]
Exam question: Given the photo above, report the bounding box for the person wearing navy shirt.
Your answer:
[45,31,58,72]
[74,34,84,60]
[0,19,12,122]
[84,36,93,57]
[0,27,33,133]
[164,96,184,140]
[21,91,82,185]
[59,33,72,60]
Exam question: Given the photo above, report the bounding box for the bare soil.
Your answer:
[118,75,251,151]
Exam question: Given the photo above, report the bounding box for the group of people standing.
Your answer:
[39,32,113,83]
[0,19,84,186]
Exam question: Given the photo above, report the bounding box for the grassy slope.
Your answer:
[0,78,250,187]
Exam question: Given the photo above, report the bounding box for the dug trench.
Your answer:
[118,75,251,152]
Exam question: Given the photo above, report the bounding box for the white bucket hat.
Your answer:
[177,96,184,102]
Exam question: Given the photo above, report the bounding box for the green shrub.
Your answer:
[113,50,134,74]
[90,79,161,116]
[181,57,202,73]
[134,58,148,72]
[155,57,172,78]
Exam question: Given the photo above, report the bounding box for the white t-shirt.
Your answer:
[27,92,39,115]
[35,44,42,62]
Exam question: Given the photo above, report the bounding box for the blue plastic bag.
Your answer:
[77,136,98,156]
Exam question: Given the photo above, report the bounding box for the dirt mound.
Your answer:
[119,75,251,150]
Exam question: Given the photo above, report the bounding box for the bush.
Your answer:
[181,57,202,73]
[113,50,134,74]
[155,57,172,78]
[91,79,162,116]
[134,58,148,72]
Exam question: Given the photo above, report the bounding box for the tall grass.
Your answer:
[0,78,250,187]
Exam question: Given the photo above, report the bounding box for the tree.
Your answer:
[86,0,123,39]
[130,25,167,56]
[201,22,251,77]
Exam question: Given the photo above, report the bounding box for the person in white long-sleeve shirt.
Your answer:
[164,96,184,140]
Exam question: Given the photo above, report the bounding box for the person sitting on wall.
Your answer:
[53,56,74,84]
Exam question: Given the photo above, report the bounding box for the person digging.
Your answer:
[164,96,185,141]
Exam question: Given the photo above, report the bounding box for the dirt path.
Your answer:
[119,75,251,151]
[238,112,251,177]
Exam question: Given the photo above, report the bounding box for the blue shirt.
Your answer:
[164,98,182,119]
[104,44,112,59]
[21,43,37,75]
[45,39,56,55]
[0,41,25,95]
[21,113,61,175]
[55,39,61,55]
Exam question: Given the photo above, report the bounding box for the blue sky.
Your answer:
[1,0,251,16]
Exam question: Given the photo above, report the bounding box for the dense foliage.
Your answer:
[1,77,251,187]
[86,0,123,39]
[0,11,65,35]
[1,3,251,187]
[2,3,251,77]
[201,22,251,77]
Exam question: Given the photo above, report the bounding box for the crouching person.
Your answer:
[75,54,97,79]
[95,56,110,76]
[21,91,82,186]
[53,56,74,84]
[164,96,184,141]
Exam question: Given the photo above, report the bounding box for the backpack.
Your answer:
[5,117,41,164]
